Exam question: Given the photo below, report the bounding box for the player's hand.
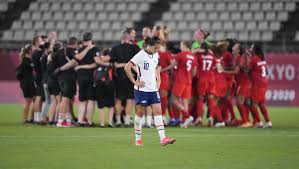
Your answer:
[74,66,81,71]
[156,81,161,89]
[135,80,145,88]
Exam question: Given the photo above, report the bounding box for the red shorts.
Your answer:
[250,84,267,103]
[236,82,250,97]
[172,83,192,99]
[160,73,169,91]
[215,81,227,97]
[197,77,216,96]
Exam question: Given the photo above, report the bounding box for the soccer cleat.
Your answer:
[160,137,176,146]
[180,116,194,128]
[240,122,252,128]
[169,118,176,126]
[214,122,225,128]
[194,117,203,127]
[56,121,72,128]
[135,140,143,146]
[254,121,264,128]
[108,123,114,128]
[264,121,272,128]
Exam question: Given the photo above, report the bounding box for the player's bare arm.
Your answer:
[124,61,145,87]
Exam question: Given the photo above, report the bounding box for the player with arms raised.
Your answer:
[124,36,176,146]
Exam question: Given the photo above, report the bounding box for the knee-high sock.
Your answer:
[249,105,261,123]
[196,97,204,117]
[228,98,236,120]
[207,97,216,118]
[154,115,166,141]
[161,96,167,116]
[134,116,143,141]
[214,106,223,122]
[237,103,246,123]
[171,105,180,119]
[259,104,270,122]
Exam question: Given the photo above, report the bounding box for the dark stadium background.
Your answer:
[0,0,298,106]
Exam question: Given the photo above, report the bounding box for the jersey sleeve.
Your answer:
[130,52,141,66]
[109,47,116,63]
[92,47,101,58]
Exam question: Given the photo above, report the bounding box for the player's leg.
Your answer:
[151,102,176,146]
[160,89,168,122]
[41,83,50,123]
[180,98,194,128]
[23,98,33,124]
[125,99,134,127]
[114,99,123,127]
[145,106,153,128]
[135,104,145,146]
[86,100,95,126]
[48,95,57,125]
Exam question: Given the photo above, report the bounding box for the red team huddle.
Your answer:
[157,28,272,128]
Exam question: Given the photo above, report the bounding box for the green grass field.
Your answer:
[0,104,298,169]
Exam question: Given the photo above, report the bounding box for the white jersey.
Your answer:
[130,50,159,92]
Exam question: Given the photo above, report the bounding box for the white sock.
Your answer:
[115,115,121,124]
[58,113,64,123]
[37,112,41,122]
[154,115,166,141]
[134,116,143,141]
[125,115,131,125]
[146,115,152,126]
[34,112,37,121]
[66,112,72,123]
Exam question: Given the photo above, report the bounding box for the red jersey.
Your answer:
[174,51,197,85]
[158,51,172,75]
[195,51,216,79]
[222,51,235,83]
[235,55,250,84]
[214,58,226,83]
[249,55,267,85]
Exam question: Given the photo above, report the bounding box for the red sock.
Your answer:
[182,110,190,119]
[259,103,270,122]
[161,97,167,116]
[172,105,180,119]
[249,105,261,122]
[228,98,236,120]
[214,106,223,122]
[237,103,247,123]
[222,99,229,121]
[207,97,216,118]
[196,97,204,117]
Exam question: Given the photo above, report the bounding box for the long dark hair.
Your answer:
[252,44,265,61]
[200,42,209,55]
[144,36,160,46]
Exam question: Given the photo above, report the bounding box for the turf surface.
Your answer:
[0,104,298,169]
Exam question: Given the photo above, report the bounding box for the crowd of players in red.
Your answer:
[154,26,272,128]
[17,25,272,128]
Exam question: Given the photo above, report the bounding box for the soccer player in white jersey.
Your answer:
[124,36,176,146]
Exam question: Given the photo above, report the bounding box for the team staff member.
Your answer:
[52,36,93,127]
[109,31,140,127]
[93,48,115,127]
[32,35,45,123]
[40,42,51,123]
[75,32,107,127]
[17,44,36,124]
[124,36,175,146]
[47,42,62,125]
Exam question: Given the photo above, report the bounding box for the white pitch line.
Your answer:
[0,134,298,139]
